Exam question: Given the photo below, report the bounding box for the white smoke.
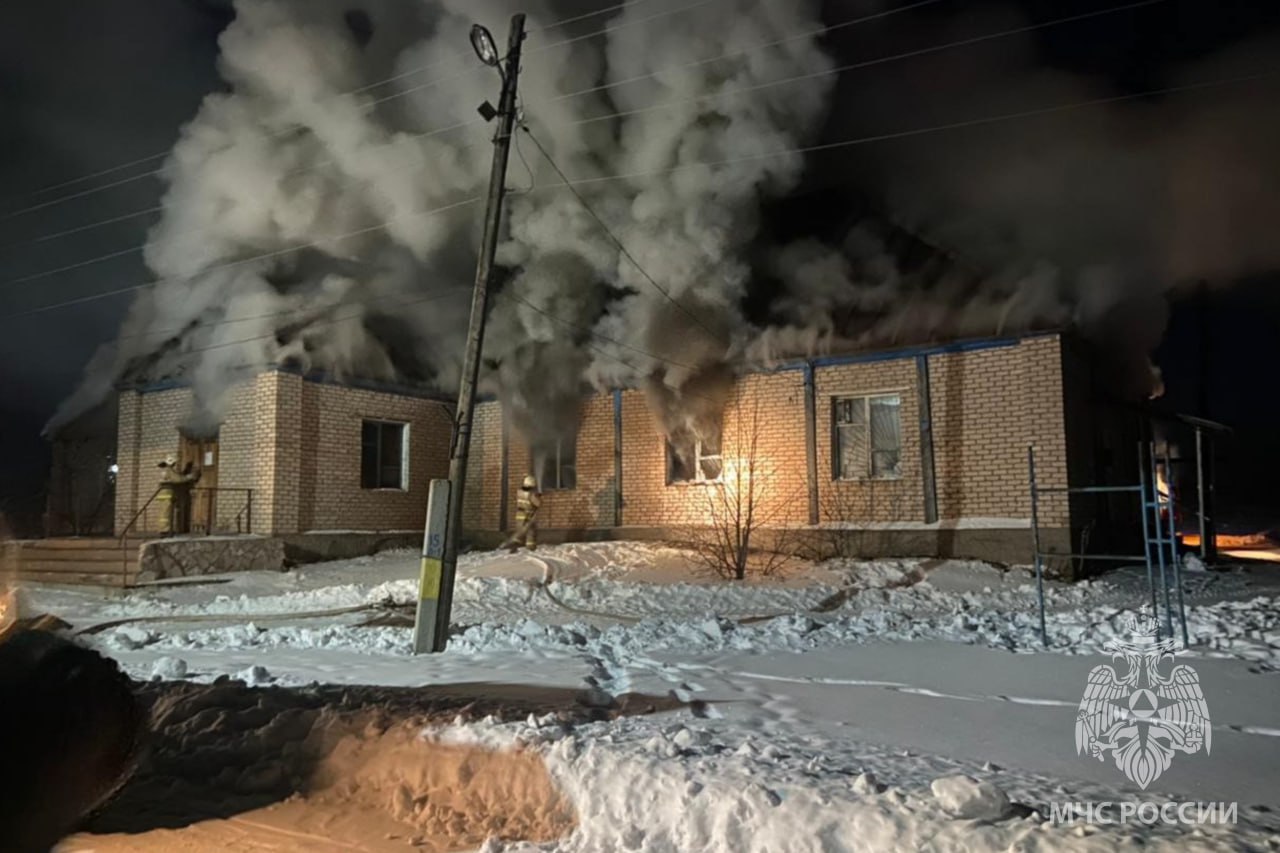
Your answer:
[50,0,1280,440]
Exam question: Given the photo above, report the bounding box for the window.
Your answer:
[667,429,722,484]
[361,420,408,489]
[833,394,902,480]
[537,436,577,491]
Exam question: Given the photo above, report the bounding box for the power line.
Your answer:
[4,65,1273,322]
[0,0,657,207]
[0,0,719,221]
[0,0,1155,264]
[560,0,1170,133]
[494,289,697,371]
[1,195,482,319]
[136,286,472,359]
[351,0,655,96]
[549,0,945,105]
[0,204,165,253]
[2,123,491,286]
[520,126,729,348]
[110,284,473,346]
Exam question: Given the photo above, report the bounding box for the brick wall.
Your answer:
[114,337,1071,539]
[814,357,923,524]
[116,372,453,536]
[253,372,302,534]
[459,334,1073,535]
[464,401,505,531]
[114,390,142,534]
[505,394,617,530]
[293,379,453,532]
[118,386,192,534]
[615,372,809,528]
[929,336,1069,525]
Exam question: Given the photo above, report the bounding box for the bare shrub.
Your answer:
[686,400,803,580]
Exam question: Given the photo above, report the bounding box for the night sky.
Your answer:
[1,0,1277,521]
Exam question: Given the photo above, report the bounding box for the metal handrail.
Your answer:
[118,486,163,588]
[116,486,254,587]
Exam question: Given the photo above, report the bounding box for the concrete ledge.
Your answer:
[138,536,285,582]
[279,532,420,565]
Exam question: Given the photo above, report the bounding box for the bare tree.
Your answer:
[804,479,909,561]
[687,399,801,580]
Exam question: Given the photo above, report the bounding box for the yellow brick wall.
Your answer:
[617,372,809,528]
[464,401,505,531]
[114,390,142,534]
[116,372,453,536]
[254,372,302,534]
[814,358,923,524]
[460,334,1071,534]
[114,337,1070,538]
[929,336,1069,525]
[511,394,618,530]
[294,380,453,532]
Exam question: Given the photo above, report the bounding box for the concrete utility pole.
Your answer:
[430,14,527,653]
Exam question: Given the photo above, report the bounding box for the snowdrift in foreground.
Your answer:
[438,717,1273,853]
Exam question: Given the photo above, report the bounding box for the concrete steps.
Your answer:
[1,538,148,587]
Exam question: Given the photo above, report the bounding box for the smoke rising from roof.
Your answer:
[49,0,1280,441]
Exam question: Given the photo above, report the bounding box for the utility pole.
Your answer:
[429,14,526,653]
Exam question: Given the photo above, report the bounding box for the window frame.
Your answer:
[538,436,578,491]
[360,419,410,491]
[830,392,903,482]
[665,432,723,485]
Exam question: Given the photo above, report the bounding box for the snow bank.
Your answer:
[446,716,1273,853]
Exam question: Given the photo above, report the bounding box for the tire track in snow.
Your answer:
[712,667,1280,740]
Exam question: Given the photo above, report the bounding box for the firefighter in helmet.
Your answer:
[503,473,542,552]
[156,455,201,535]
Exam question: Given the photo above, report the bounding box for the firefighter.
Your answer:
[156,455,201,535]
[502,474,542,552]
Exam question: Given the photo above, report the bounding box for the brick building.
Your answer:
[463,332,1138,565]
[114,370,454,537]
[112,331,1136,566]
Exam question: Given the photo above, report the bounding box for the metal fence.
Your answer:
[1028,442,1188,648]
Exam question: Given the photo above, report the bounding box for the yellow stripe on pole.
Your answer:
[419,556,442,600]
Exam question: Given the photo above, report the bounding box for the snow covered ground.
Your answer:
[9,541,1278,851]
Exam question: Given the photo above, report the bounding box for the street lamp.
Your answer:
[471,23,503,121]
[470,24,499,66]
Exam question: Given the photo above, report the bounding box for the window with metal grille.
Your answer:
[832,394,902,480]
[360,420,407,490]
[538,436,577,490]
[666,429,723,484]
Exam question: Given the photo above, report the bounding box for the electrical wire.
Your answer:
[2,123,491,286]
[493,289,698,371]
[558,0,1170,133]
[520,126,729,348]
[119,286,472,365]
[0,0,1158,266]
[549,0,946,105]
[3,65,1274,322]
[0,0,723,220]
[110,284,473,346]
[1,195,482,319]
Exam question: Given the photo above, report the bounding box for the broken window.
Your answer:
[833,394,901,480]
[666,428,722,484]
[537,436,577,491]
[361,420,407,490]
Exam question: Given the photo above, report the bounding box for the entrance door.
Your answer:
[179,432,219,533]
